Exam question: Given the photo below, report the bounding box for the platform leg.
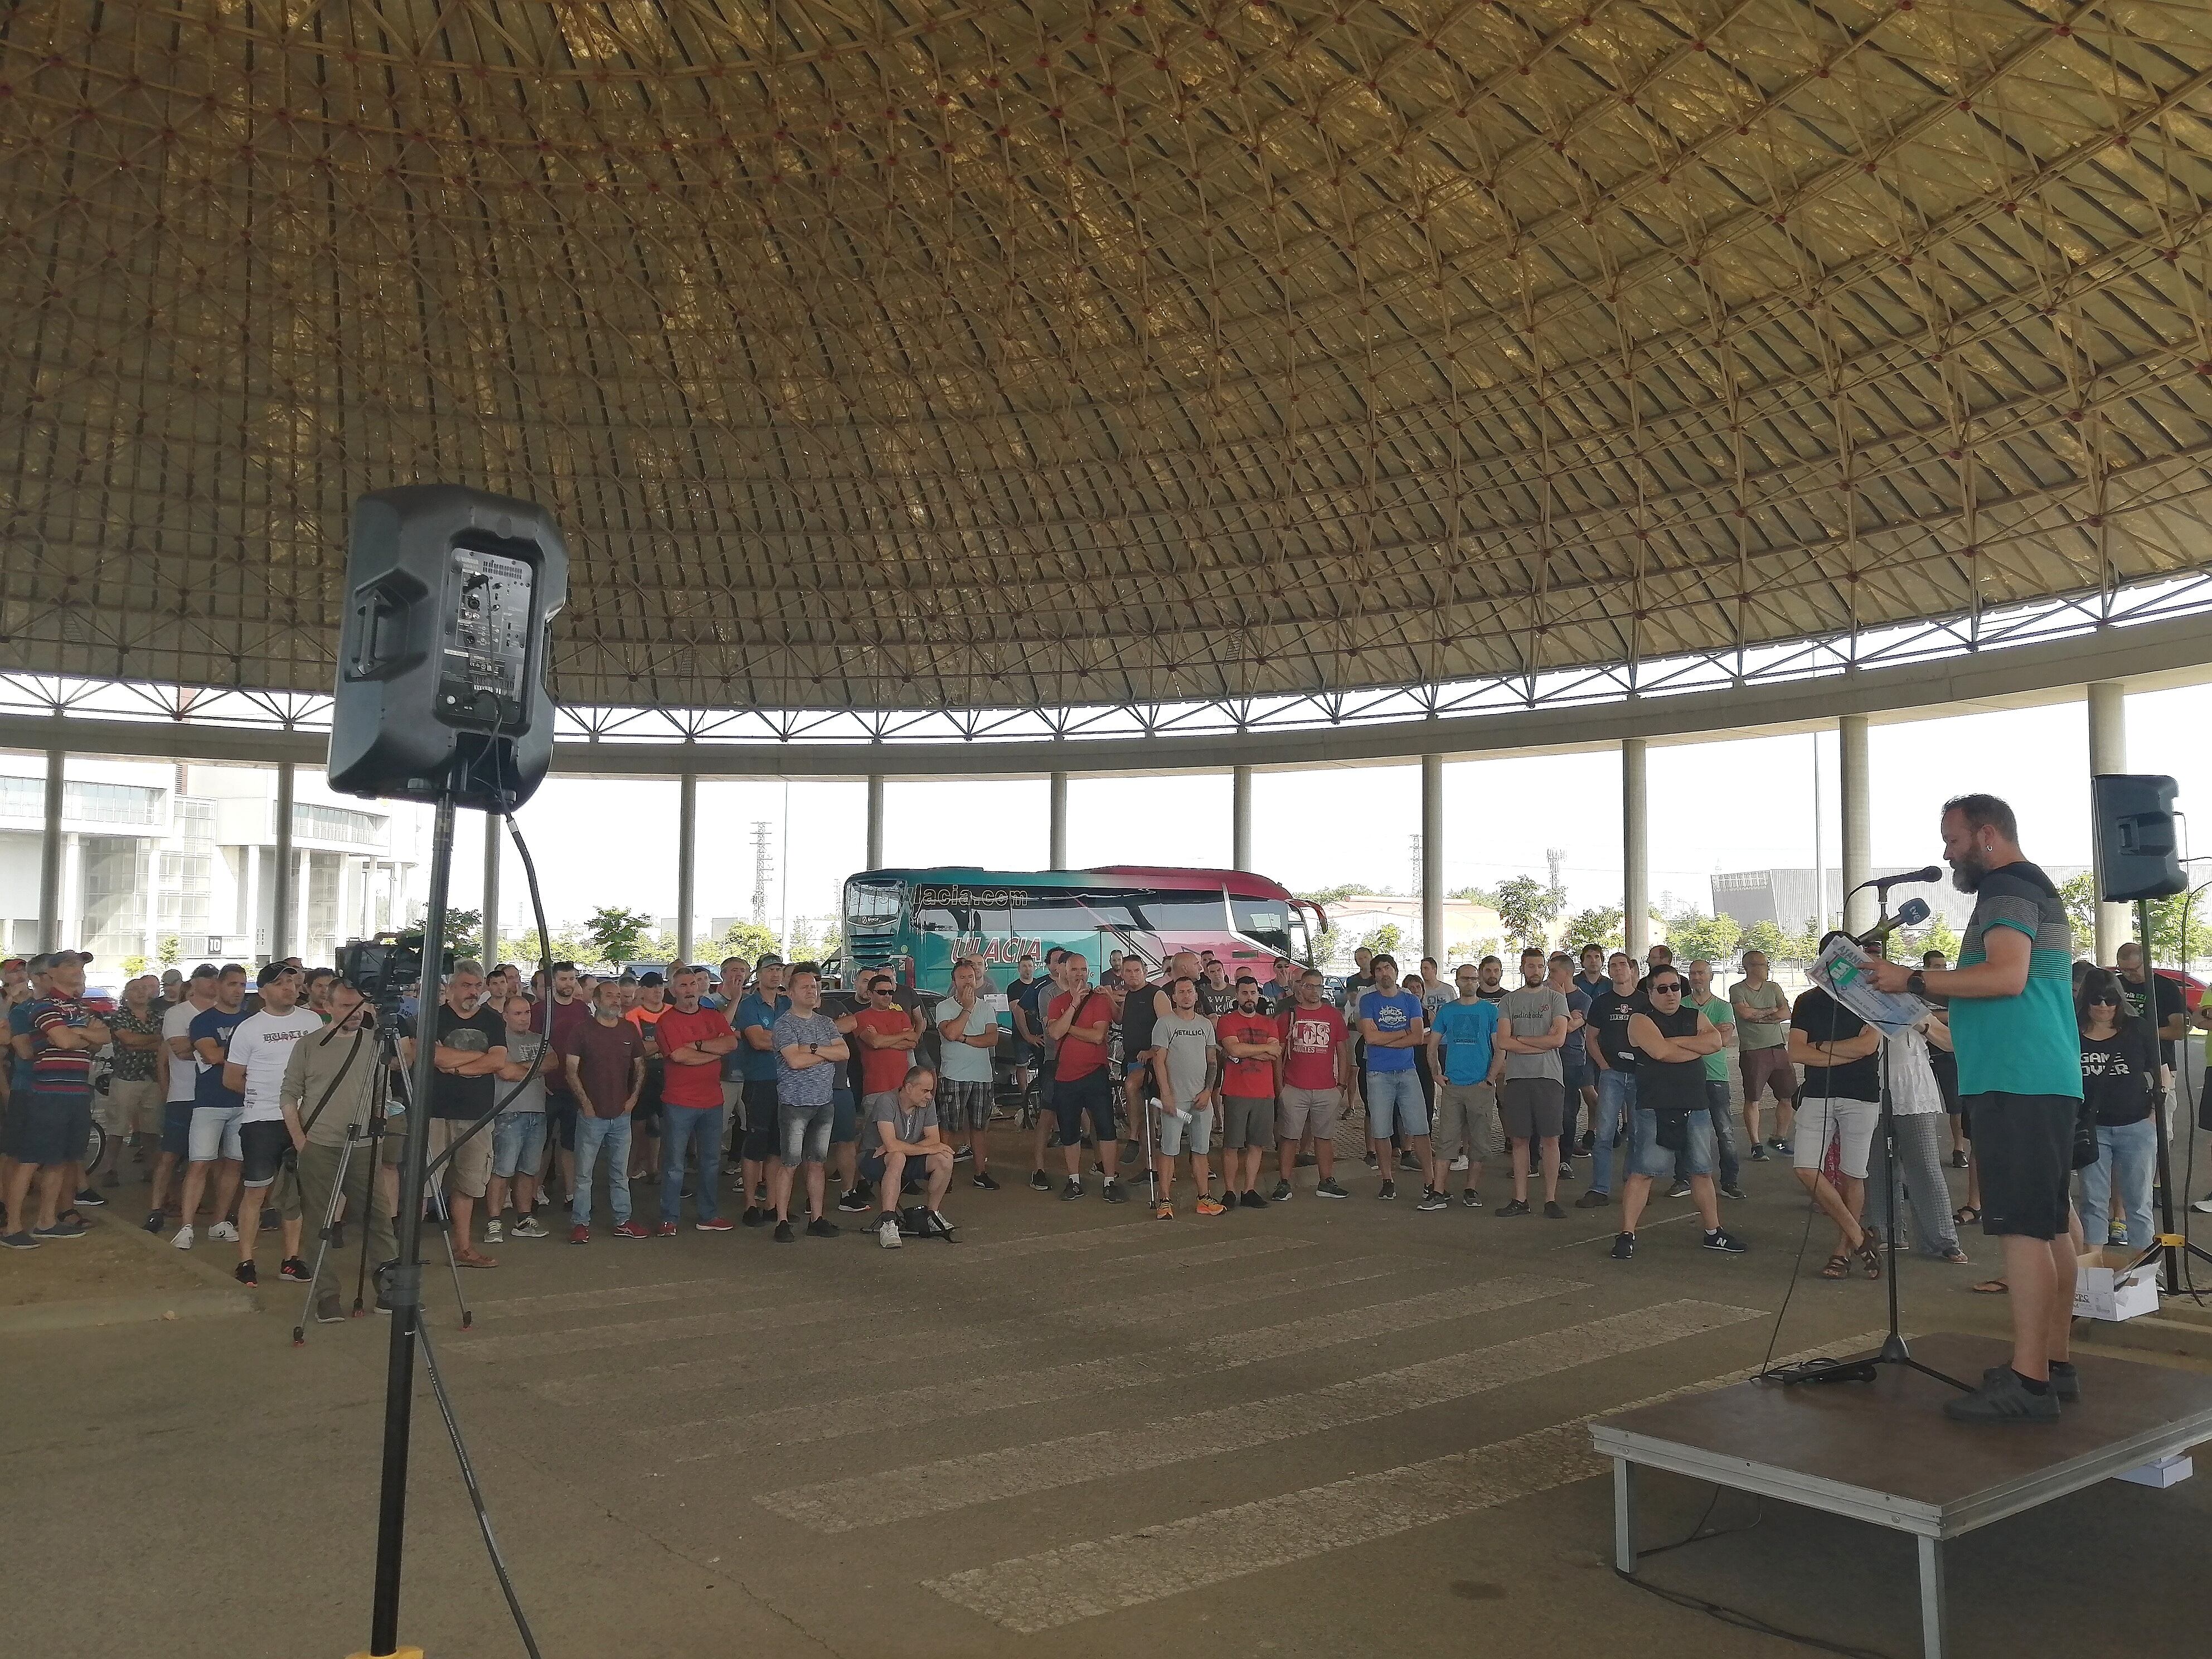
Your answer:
[1613,1458,1637,1574]
[1917,1534,1946,1659]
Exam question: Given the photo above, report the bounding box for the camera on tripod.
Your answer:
[337,932,453,1008]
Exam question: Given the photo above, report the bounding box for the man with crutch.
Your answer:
[281,978,396,1325]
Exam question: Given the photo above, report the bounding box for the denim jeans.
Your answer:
[1588,1068,1637,1195]
[571,1113,632,1228]
[1704,1080,1740,1187]
[661,1102,726,1225]
[2079,1117,2156,1249]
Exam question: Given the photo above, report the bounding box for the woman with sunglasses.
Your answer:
[2077,966,2158,1250]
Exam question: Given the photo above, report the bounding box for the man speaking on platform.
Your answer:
[1869,793,2082,1424]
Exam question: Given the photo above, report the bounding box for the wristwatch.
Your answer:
[1906,971,1928,1000]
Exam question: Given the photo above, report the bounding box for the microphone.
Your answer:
[1866,865,1942,891]
[1854,896,1930,950]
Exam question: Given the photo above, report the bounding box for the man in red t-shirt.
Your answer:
[1274,966,1352,1200]
[652,967,738,1233]
[1044,953,1127,1202]
[1215,974,1282,1208]
[851,972,923,1103]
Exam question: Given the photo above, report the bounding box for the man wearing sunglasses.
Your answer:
[1612,970,1747,1260]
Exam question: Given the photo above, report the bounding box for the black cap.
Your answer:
[758,953,785,968]
[256,962,297,987]
[638,971,665,988]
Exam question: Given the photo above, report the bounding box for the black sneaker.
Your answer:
[142,1210,166,1234]
[773,1219,796,1243]
[1377,1180,1396,1201]
[973,1171,1001,1191]
[279,1256,310,1282]
[1667,1180,1693,1200]
[1294,1152,1317,1167]
[1579,1131,1595,1153]
[1574,1189,1609,1209]
[1721,1182,1748,1200]
[2048,1360,2083,1404]
[1701,1228,1748,1254]
[1029,1170,1054,1192]
[836,1188,871,1213]
[1416,1188,1449,1212]
[1555,1160,1575,1182]
[1315,1177,1348,1199]
[1364,1150,1380,1170]
[806,1216,841,1239]
[1496,1198,1530,1217]
[1610,1232,1636,1260]
[74,1187,105,1207]
[1461,1188,1482,1209]
[1101,1180,1129,1204]
[1944,1366,2059,1424]
[952,1146,972,1162]
[0,1231,40,1250]
[33,1219,86,1240]
[1271,1178,1293,1202]
[1951,1150,1969,1170]
[1399,1149,1421,1172]
[1061,1178,1083,1202]
[1543,1200,1566,1219]
[740,1206,766,1227]
[1241,1190,1267,1210]
[1749,1144,1769,1162]
[235,1259,259,1285]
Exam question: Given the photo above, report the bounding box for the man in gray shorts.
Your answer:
[1151,977,1221,1219]
[1213,975,1282,1209]
[1495,947,1571,1218]
[1274,968,1353,1201]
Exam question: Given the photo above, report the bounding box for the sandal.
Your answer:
[1821,1253,1852,1280]
[1953,1205,1980,1228]
[1855,1236,1883,1279]
[1939,1249,1972,1265]
[1970,1278,2009,1295]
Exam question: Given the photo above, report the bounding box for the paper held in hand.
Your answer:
[1812,937,1930,1036]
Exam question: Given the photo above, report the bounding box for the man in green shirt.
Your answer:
[1687,959,1744,1200]
[1729,949,1795,1159]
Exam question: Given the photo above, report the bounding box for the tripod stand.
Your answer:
[2126,896,2212,1296]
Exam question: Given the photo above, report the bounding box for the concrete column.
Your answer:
[1420,754,1444,963]
[481,812,502,966]
[1049,772,1068,869]
[270,760,295,962]
[676,771,698,966]
[1623,739,1649,959]
[296,848,312,957]
[2088,681,2129,963]
[38,745,64,950]
[1839,714,1874,937]
[1231,765,1253,871]
[60,833,84,952]
[866,774,885,870]
[240,844,260,951]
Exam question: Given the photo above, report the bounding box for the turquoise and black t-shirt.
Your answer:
[1951,860,2082,1100]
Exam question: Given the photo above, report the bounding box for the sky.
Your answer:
[465,675,2212,940]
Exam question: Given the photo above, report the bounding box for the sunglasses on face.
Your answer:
[2088,995,2119,1007]
[1648,982,1684,995]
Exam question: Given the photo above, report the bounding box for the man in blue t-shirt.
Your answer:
[172,962,250,1251]
[733,957,792,1221]
[1356,955,1431,1201]
[1428,963,1501,1208]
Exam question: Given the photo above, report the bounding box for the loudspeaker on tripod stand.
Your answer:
[2090,773,2184,903]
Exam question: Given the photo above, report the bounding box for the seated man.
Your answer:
[862,1065,954,1246]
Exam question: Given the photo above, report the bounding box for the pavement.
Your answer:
[7,1123,2212,1659]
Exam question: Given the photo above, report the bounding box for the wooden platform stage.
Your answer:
[1590,1332,2212,1659]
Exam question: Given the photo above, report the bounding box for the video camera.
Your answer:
[337,932,454,1007]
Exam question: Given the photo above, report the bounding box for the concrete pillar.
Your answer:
[270,760,295,963]
[1049,772,1068,869]
[866,774,885,870]
[2088,681,2129,963]
[1231,765,1253,871]
[676,771,698,966]
[59,832,84,952]
[240,844,260,952]
[38,745,64,950]
[1623,738,1648,960]
[1420,754,1444,963]
[481,813,502,966]
[295,848,312,958]
[1839,714,1874,937]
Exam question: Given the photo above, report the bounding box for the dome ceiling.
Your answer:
[4,0,2211,711]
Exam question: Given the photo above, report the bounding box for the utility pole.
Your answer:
[750,821,774,925]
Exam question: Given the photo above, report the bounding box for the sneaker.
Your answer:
[878,1214,903,1249]
[172,1224,195,1249]
[1061,1178,1083,1201]
[260,1209,282,1231]
[1701,1228,1748,1254]
[1944,1366,2060,1424]
[1294,1151,1317,1167]
[235,1259,258,1285]
[1315,1177,1348,1199]
[1202,1195,1234,1216]
[74,1187,105,1207]
[1951,1150,1969,1169]
[1720,1182,1748,1200]
[1448,1154,1469,1172]
[924,1210,955,1240]
[1156,1202,1176,1220]
[1364,1150,1380,1170]
[2048,1360,2083,1404]
[1543,1200,1567,1219]
[1496,1198,1530,1217]
[33,1217,86,1240]
[142,1211,166,1234]
[613,1220,652,1239]
[1579,1130,1596,1153]
[1766,1137,1786,1151]
[695,1217,736,1233]
[1574,1189,1609,1209]
[207,1220,240,1243]
[1241,1190,1267,1210]
[1271,1178,1293,1202]
[1377,1180,1396,1201]
[1399,1149,1420,1172]
[740,1206,767,1227]
[569,1225,590,1244]
[973,1171,1001,1191]
[0,1231,38,1250]
[773,1219,796,1243]
[1102,1179,1129,1204]
[2193,1191,2212,1215]
[512,1216,549,1239]
[806,1216,840,1239]
[280,1256,310,1282]
[1416,1189,1449,1212]
[753,1182,768,1204]
[1776,1141,1793,1156]
[1668,1180,1693,1200]
[652,1220,676,1237]
[1611,1231,1637,1260]
[836,1188,871,1213]
[484,1217,505,1244]
[1748,1144,1769,1162]
[1556,1160,1575,1181]
[1461,1188,1482,1209]
[1028,1170,1054,1192]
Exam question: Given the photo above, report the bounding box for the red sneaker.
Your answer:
[568,1225,589,1245]
[612,1221,651,1239]
[695,1217,736,1233]
[654,1221,678,1238]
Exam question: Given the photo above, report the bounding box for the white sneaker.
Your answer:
[172,1224,195,1249]
[484,1217,505,1244]
[207,1221,239,1243]
[1448,1155,1469,1172]
[878,1214,903,1249]
[511,1216,547,1239]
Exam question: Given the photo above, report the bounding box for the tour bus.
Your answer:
[838,866,1327,1006]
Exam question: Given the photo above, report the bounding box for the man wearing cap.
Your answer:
[221,963,321,1284]
[2,951,111,1246]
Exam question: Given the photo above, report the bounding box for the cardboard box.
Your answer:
[2074,1246,2161,1322]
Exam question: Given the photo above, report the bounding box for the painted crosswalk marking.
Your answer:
[756,1298,1761,1532]
[926,1329,1889,1632]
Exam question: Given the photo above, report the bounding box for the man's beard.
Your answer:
[1948,850,1987,893]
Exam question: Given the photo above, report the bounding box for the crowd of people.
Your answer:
[1,793,2203,1403]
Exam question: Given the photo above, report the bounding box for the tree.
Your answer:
[698,919,781,966]
[1297,884,1363,907]
[1360,921,1403,958]
[1562,906,1624,953]
[1487,875,1566,950]
[2057,872,2098,950]
[157,934,181,968]
[1662,906,1743,968]
[583,905,655,969]
[412,904,483,960]
[1739,919,1790,963]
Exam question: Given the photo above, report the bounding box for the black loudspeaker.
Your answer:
[328,485,569,811]
[2090,773,2184,903]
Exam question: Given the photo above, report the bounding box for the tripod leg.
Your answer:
[292,1136,356,1345]
[424,1173,475,1331]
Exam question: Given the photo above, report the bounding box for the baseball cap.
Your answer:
[256,962,297,987]
[30,950,93,972]
[757,953,785,968]
[188,962,219,981]
[638,971,665,988]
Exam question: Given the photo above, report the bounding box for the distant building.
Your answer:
[1709,865,2089,935]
